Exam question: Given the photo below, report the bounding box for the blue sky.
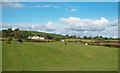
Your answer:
[2,0,120,2]
[1,2,118,38]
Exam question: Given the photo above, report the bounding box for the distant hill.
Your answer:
[1,28,66,41]
[30,31,66,39]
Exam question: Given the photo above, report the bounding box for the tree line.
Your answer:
[2,28,31,40]
[65,35,119,40]
[1,28,119,41]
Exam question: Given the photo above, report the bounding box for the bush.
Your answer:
[103,44,111,47]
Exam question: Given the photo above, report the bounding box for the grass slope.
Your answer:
[2,41,118,71]
[30,31,65,39]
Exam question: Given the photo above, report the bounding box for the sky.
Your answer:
[1,2,118,38]
[2,0,120,2]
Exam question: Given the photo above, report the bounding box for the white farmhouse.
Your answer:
[28,36,31,39]
[28,36,45,40]
[39,37,45,40]
[31,36,40,39]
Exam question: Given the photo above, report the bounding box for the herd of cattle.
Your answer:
[6,38,119,48]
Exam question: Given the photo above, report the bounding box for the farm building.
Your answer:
[28,36,45,40]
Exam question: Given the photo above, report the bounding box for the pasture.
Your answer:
[0,41,2,72]
[2,41,118,71]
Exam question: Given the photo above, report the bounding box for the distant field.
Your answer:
[65,39,119,42]
[2,41,118,71]
[65,39,95,42]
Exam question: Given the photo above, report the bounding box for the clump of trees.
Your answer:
[2,28,65,42]
[2,28,31,41]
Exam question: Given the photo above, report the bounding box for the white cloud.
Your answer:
[45,21,56,31]
[93,17,109,27]
[1,23,12,28]
[46,21,55,27]
[34,5,60,8]
[99,26,118,38]
[110,19,118,26]
[70,9,78,12]
[1,21,57,32]
[2,2,25,8]
[2,3,61,9]
[1,17,118,38]
[57,26,118,38]
[60,17,117,31]
[13,3,25,8]
[34,5,50,8]
[43,5,50,8]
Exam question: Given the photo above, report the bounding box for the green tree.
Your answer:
[83,36,87,39]
[7,28,13,36]
[14,29,20,39]
[66,35,69,39]
[20,31,31,39]
[2,29,7,37]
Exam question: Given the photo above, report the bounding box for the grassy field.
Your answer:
[2,41,118,71]
[65,39,119,42]
[65,39,95,42]
[0,41,2,72]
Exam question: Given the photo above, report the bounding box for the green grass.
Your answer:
[0,41,2,72]
[65,39,119,43]
[2,41,118,71]
[65,39,95,42]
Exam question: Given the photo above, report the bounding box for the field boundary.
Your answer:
[1,71,119,73]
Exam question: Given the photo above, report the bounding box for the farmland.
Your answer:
[0,41,2,72]
[2,41,118,71]
[2,2,119,72]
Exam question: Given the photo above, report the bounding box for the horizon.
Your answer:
[1,2,118,38]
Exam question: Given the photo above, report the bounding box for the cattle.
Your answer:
[61,39,64,44]
[85,43,88,45]
[18,39,23,43]
[65,42,67,45]
[8,41,11,44]
[61,39,67,45]
[8,37,12,44]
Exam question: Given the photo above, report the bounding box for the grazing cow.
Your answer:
[8,37,12,44]
[85,43,88,45]
[61,39,64,44]
[8,41,11,44]
[65,42,67,45]
[61,39,67,45]
[18,39,23,43]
